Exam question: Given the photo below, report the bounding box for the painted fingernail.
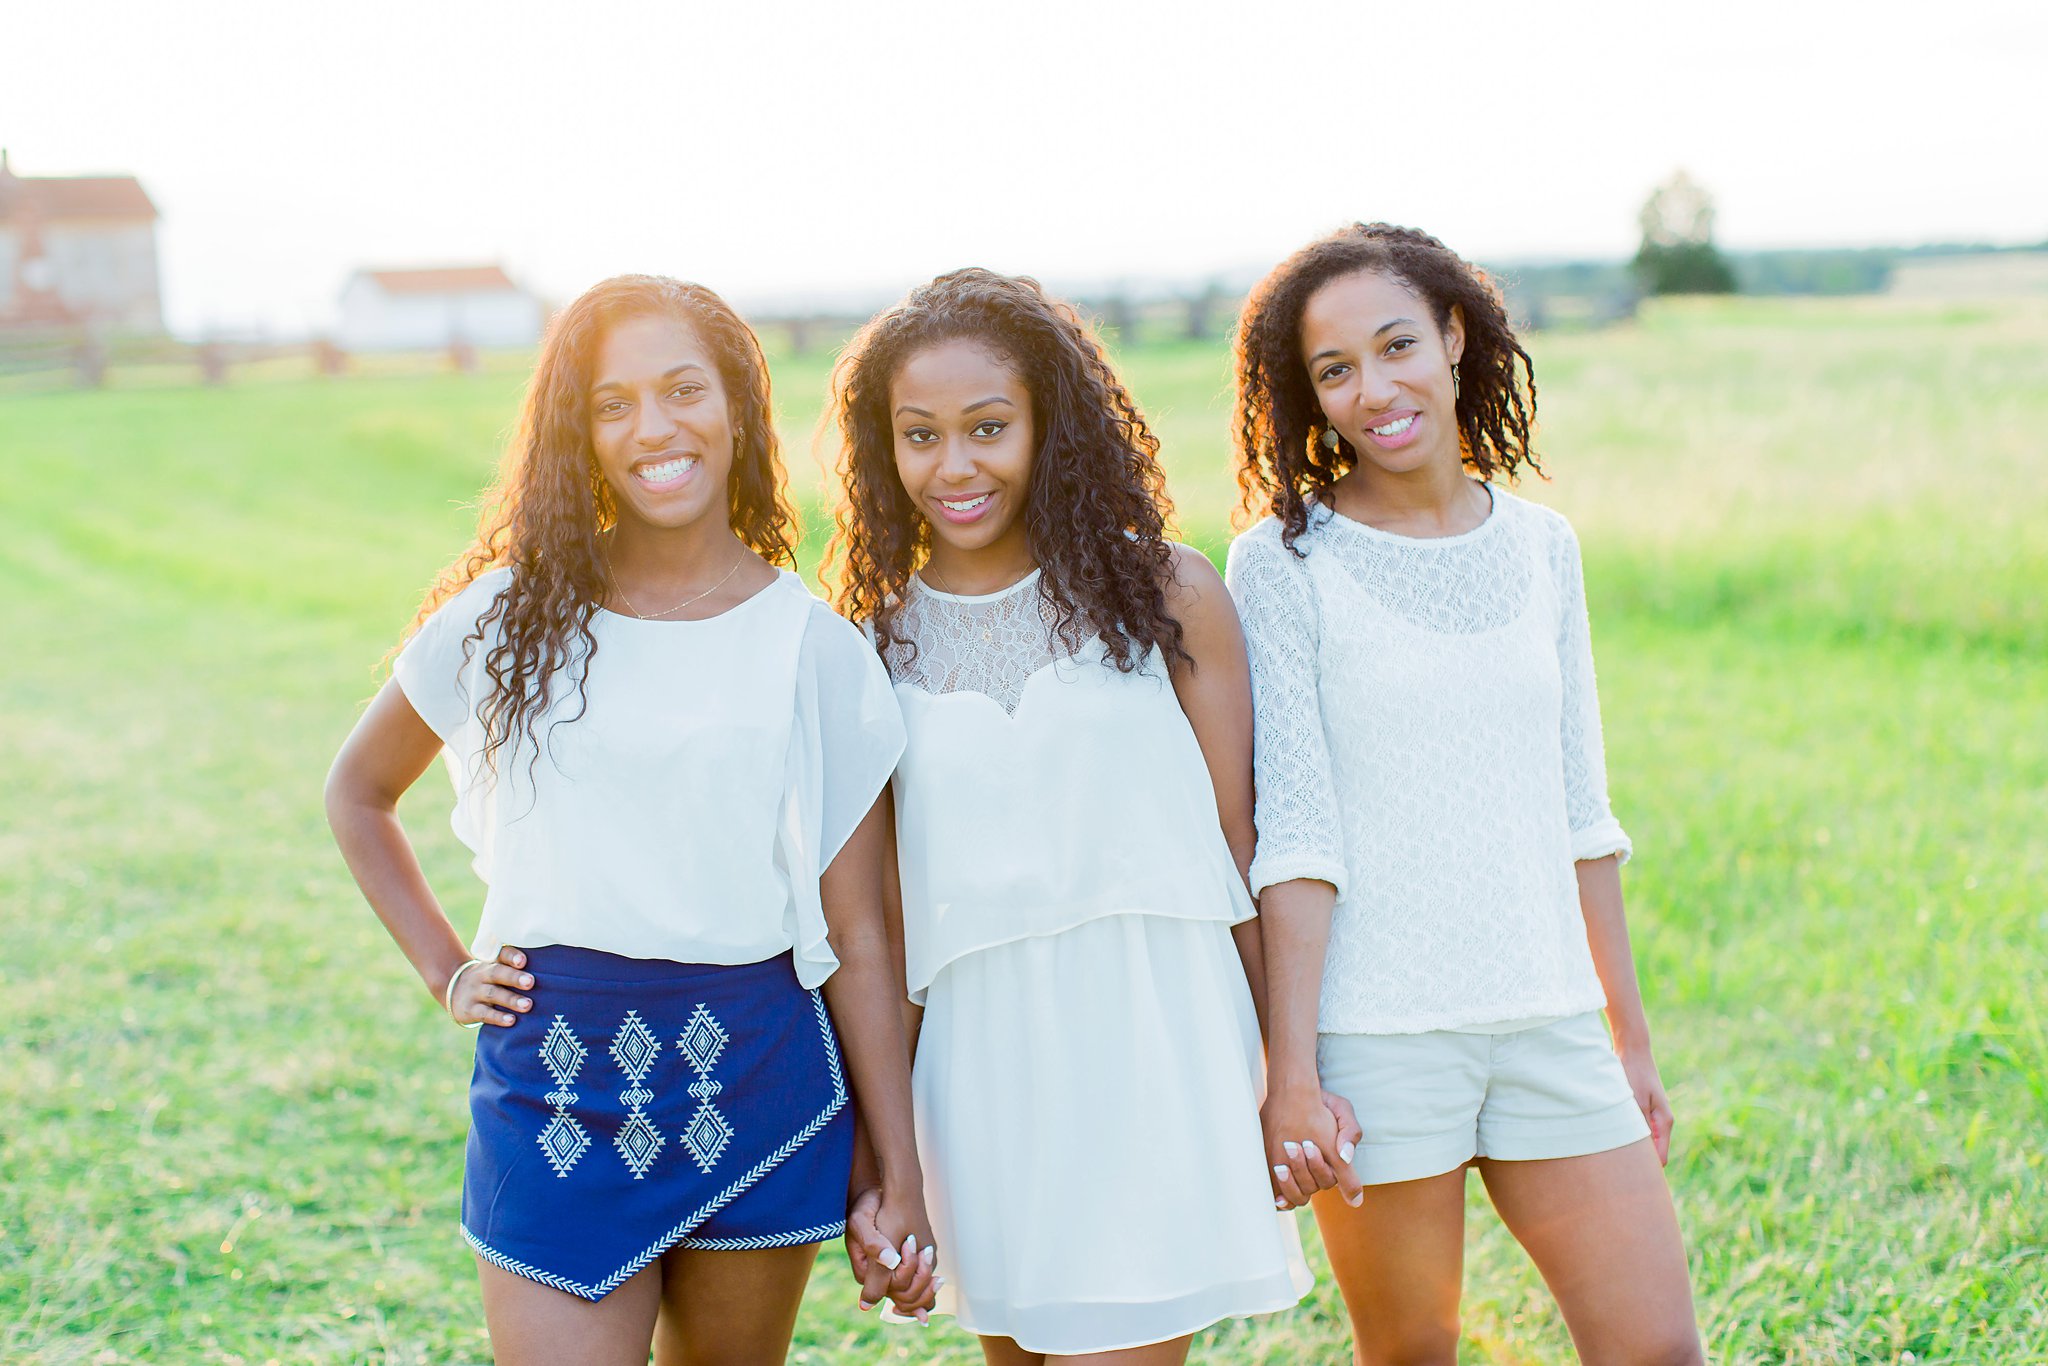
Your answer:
[904,1234,917,1256]
[1275,1197,1288,1209]
[518,999,531,1010]
[878,1247,902,1270]
[917,1310,930,1326]
[520,975,533,989]
[1347,1191,1364,1207]
[1282,1141,1302,1158]
[1302,1141,1323,1161]
[1273,1164,1290,1181]
[920,1246,936,1267]
[859,1299,873,1311]
[1340,1141,1356,1163]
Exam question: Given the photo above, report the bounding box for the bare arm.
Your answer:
[1163,544,1268,1032]
[1166,544,1359,1203]
[819,794,936,1301]
[1577,854,1673,1163]
[324,677,530,1025]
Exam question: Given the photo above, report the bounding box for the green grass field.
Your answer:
[3,295,2043,1364]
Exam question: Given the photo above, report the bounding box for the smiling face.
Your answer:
[1300,269,1466,479]
[589,312,737,533]
[889,336,1036,573]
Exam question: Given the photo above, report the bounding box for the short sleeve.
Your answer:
[1225,525,1350,900]
[391,569,509,744]
[1547,519,1633,865]
[779,600,908,988]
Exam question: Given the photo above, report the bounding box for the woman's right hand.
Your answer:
[448,945,536,1027]
[1263,1080,1363,1209]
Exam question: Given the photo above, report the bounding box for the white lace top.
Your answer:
[880,571,1254,1004]
[394,568,904,988]
[1225,487,1631,1034]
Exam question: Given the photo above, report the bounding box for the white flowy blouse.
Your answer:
[1225,488,1631,1035]
[393,566,905,987]
[880,571,1254,1002]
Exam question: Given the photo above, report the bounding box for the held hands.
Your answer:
[446,946,536,1028]
[1263,1084,1365,1210]
[1618,1045,1675,1166]
[844,1186,940,1322]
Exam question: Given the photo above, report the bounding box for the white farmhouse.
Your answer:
[337,265,544,352]
[0,151,164,333]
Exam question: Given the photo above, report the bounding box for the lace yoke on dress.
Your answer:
[881,572,1073,716]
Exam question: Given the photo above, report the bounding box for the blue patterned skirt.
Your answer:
[461,947,853,1300]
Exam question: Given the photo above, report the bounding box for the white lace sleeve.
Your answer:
[1549,519,1632,865]
[1226,527,1350,899]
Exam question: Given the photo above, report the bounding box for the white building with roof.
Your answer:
[0,151,164,333]
[337,265,544,351]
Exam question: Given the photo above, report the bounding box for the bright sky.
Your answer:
[8,0,2044,336]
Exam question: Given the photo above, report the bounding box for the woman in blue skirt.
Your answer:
[326,274,936,1363]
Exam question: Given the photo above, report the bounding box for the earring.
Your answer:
[1452,363,1462,400]
[1321,427,1341,452]
[733,421,745,451]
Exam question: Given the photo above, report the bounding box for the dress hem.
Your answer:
[934,1271,1312,1354]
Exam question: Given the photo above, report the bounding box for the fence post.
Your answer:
[75,338,107,389]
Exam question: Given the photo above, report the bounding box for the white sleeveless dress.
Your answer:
[883,570,1310,1354]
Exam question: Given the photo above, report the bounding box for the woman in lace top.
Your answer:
[1227,225,1703,1363]
[828,269,1316,1363]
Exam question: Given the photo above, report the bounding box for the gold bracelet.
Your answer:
[444,957,487,1030]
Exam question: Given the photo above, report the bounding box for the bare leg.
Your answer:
[1478,1140,1702,1366]
[477,1256,661,1366]
[651,1242,821,1366]
[982,1337,1047,1366]
[1313,1169,1468,1366]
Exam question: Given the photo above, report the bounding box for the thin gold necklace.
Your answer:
[920,560,1036,643]
[604,546,746,620]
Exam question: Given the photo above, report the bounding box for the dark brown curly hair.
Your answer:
[827,267,1185,672]
[402,274,798,775]
[1234,222,1541,548]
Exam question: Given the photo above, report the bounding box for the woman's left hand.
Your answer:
[1618,1046,1674,1165]
[849,1185,938,1321]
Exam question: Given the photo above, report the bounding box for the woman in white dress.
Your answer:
[1227,224,1703,1364]
[826,268,1317,1364]
[325,275,935,1365]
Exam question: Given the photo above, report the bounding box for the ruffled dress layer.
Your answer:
[883,572,1309,1353]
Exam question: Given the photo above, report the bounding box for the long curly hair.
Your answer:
[1234,222,1540,548]
[402,274,797,775]
[827,268,1185,672]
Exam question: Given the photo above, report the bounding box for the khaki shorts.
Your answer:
[1316,1011,1651,1185]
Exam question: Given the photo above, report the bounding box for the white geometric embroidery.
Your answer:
[539,1113,591,1175]
[611,1012,665,1179]
[537,1016,590,1177]
[464,988,849,1302]
[682,1103,734,1173]
[678,1004,733,1173]
[677,1005,729,1074]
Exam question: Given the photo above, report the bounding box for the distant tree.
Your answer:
[1633,170,1737,295]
